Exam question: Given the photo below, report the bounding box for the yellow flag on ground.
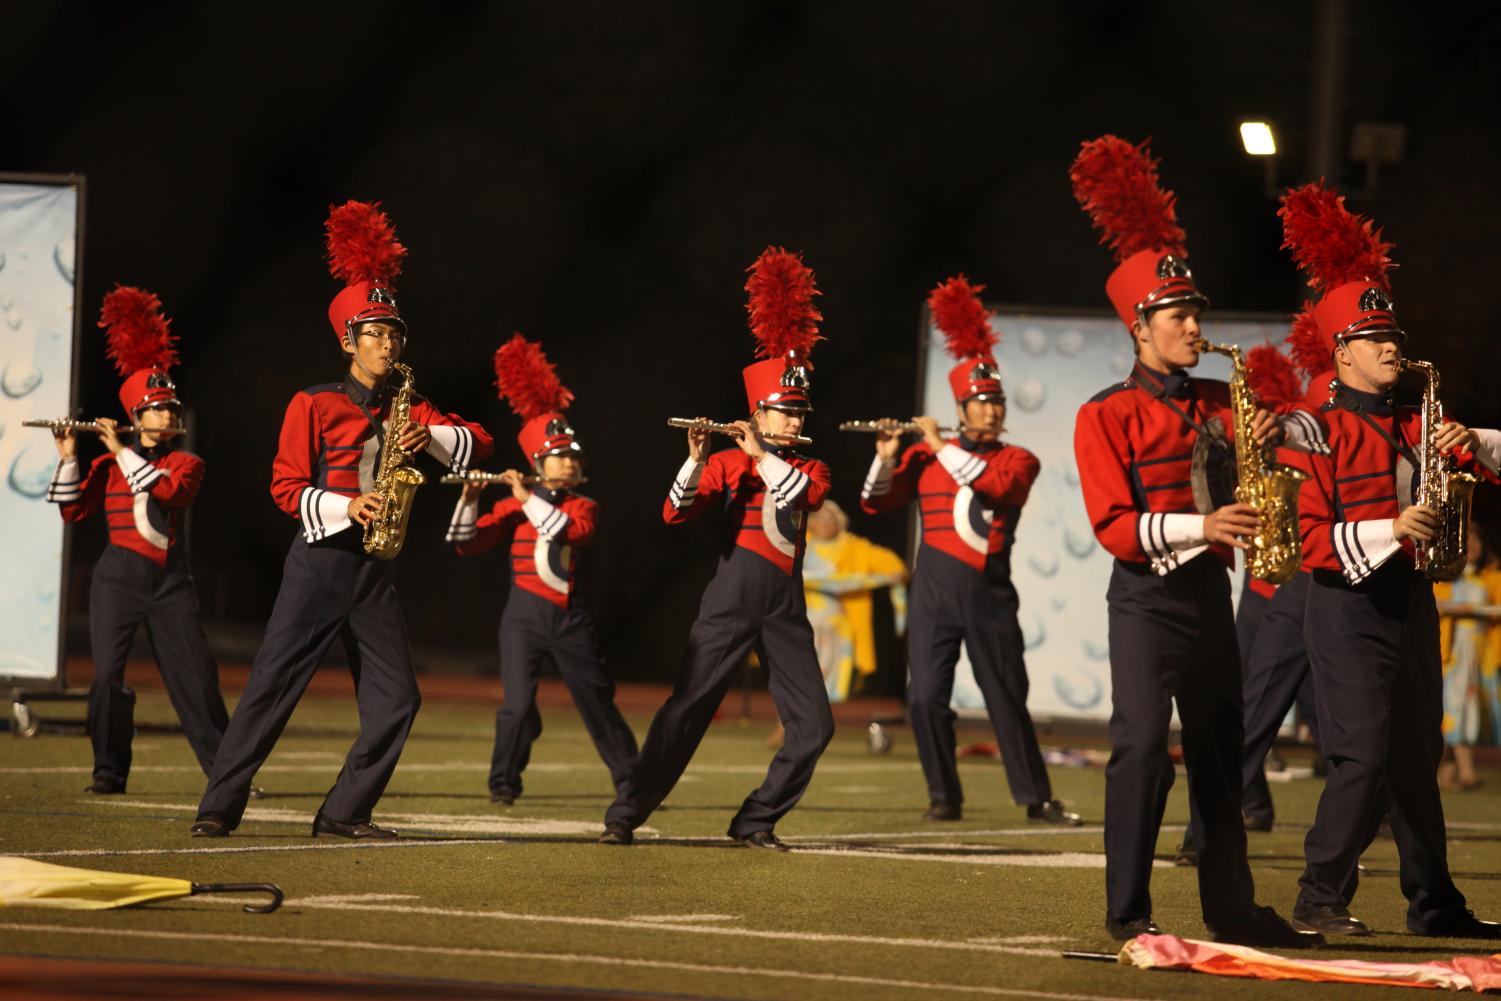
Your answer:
[0,856,281,912]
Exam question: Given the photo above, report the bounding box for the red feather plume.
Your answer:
[1278,182,1393,293]
[1069,136,1188,262]
[325,200,407,288]
[745,247,823,360]
[493,332,574,420]
[98,285,177,376]
[928,275,997,360]
[1245,341,1303,409]
[1287,302,1328,380]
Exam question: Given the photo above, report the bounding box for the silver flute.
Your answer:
[666,417,812,447]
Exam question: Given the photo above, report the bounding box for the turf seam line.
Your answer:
[0,923,1162,1001]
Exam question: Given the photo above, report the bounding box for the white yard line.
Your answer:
[629,914,739,923]
[85,800,608,837]
[792,846,1148,869]
[0,921,1159,1001]
[22,839,505,859]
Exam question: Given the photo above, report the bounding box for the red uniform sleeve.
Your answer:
[57,456,111,524]
[562,496,597,546]
[859,444,925,516]
[147,452,205,510]
[455,498,521,557]
[664,451,727,525]
[411,399,495,469]
[970,445,1039,507]
[269,392,320,519]
[1296,444,1339,569]
[797,457,832,511]
[1074,399,1149,563]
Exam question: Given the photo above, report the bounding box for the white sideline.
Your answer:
[0,921,1160,1001]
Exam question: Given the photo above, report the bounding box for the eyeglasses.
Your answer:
[358,330,405,347]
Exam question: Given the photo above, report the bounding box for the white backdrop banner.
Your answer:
[0,180,80,683]
[917,310,1288,720]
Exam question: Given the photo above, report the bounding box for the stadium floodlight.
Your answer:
[1239,122,1277,156]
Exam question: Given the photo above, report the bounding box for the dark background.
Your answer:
[10,2,1501,681]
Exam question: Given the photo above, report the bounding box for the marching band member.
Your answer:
[599,247,834,850]
[859,276,1078,826]
[446,333,637,806]
[1280,182,1501,938]
[1070,136,1315,946]
[191,201,492,839]
[47,287,228,795]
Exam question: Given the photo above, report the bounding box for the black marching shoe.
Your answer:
[1242,812,1273,833]
[923,802,962,822]
[1411,910,1501,940]
[83,777,124,795]
[311,812,398,840]
[1173,843,1199,867]
[189,814,230,838]
[248,786,266,800]
[1105,916,1161,941]
[1027,799,1082,826]
[1292,904,1371,937]
[490,789,516,806]
[1213,905,1325,949]
[735,830,791,852]
[598,822,634,846]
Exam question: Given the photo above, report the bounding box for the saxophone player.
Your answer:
[1280,183,1501,938]
[191,202,493,839]
[1070,136,1318,948]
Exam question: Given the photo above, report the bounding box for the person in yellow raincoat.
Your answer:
[1433,521,1501,790]
[768,500,905,747]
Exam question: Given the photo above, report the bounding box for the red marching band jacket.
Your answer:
[859,438,1038,575]
[1074,363,1328,576]
[1300,390,1501,584]
[446,490,596,608]
[48,445,204,567]
[665,447,831,575]
[272,379,492,543]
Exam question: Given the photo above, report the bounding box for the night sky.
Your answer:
[11,2,1501,680]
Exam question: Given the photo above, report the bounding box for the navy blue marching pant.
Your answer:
[1104,556,1255,928]
[1183,570,1318,848]
[905,546,1051,807]
[1296,563,1466,928]
[605,549,834,837]
[490,588,638,797]
[196,533,421,828]
[87,545,228,788]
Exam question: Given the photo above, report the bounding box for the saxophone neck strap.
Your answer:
[1335,386,1417,466]
[1131,372,1211,439]
[343,377,388,448]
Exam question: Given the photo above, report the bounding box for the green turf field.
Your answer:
[2,687,1499,999]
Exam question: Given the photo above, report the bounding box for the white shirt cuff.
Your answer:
[1334,519,1402,584]
[757,452,810,509]
[1470,428,1501,475]
[446,496,479,543]
[669,457,705,510]
[426,424,476,474]
[522,492,569,540]
[47,457,82,503]
[936,443,985,486]
[1278,410,1329,456]
[113,449,164,494]
[300,487,354,542]
[861,455,895,500]
[1139,512,1209,575]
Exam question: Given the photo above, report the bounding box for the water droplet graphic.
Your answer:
[1111,349,1133,376]
[1021,327,1048,357]
[5,313,21,331]
[55,238,75,284]
[1027,550,1060,578]
[1063,523,1096,559]
[1022,611,1046,650]
[1056,329,1085,356]
[1082,635,1110,662]
[1051,671,1103,710]
[9,444,56,498]
[1050,594,1067,612]
[1061,461,1080,488]
[2,360,42,398]
[1013,378,1047,413]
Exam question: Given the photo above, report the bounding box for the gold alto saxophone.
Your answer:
[1402,358,1478,581]
[1195,339,1309,584]
[363,361,427,560]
